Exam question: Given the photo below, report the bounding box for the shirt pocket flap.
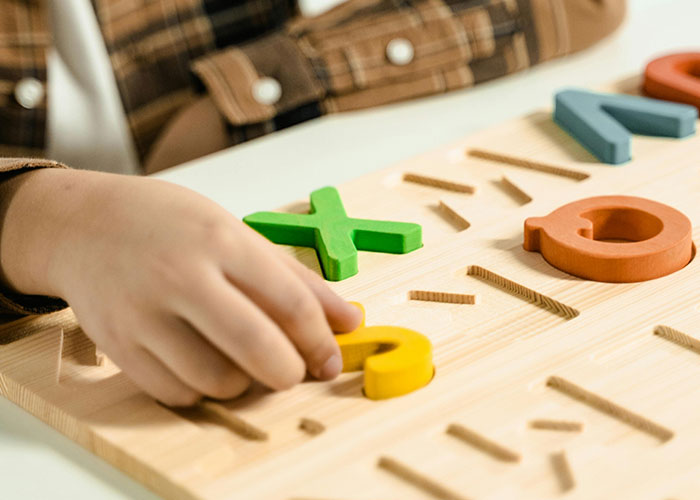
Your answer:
[191,33,326,126]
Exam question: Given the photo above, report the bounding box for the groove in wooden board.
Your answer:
[498,175,533,205]
[437,200,471,231]
[403,173,477,194]
[377,456,471,500]
[0,326,65,386]
[530,419,583,432]
[53,328,64,384]
[546,376,674,442]
[290,498,352,500]
[0,308,104,367]
[3,77,700,500]
[299,417,326,436]
[654,325,700,354]
[409,290,479,305]
[550,451,575,492]
[197,400,269,441]
[0,308,76,345]
[466,266,580,320]
[290,496,364,500]
[446,423,521,462]
[467,149,590,181]
[93,347,106,367]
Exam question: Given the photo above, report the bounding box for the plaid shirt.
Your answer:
[1,0,626,165]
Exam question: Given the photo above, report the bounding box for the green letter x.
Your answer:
[243,187,422,281]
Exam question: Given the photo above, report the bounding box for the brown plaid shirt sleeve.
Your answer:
[0,158,68,318]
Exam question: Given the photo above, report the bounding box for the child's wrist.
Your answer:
[0,168,89,298]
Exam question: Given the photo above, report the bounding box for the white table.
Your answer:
[1,0,697,497]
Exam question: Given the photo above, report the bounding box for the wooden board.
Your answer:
[2,76,700,499]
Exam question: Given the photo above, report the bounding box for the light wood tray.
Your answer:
[2,77,699,500]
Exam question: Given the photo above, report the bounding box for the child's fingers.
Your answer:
[181,271,306,391]
[223,242,343,381]
[278,251,363,333]
[243,223,362,334]
[108,343,202,407]
[137,315,251,401]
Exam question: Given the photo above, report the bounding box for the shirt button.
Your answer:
[252,77,282,106]
[386,38,415,66]
[14,77,45,109]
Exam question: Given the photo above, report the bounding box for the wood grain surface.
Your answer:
[1,78,699,500]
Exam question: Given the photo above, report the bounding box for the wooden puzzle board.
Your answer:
[1,77,699,500]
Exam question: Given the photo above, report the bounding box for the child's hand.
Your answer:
[1,168,362,406]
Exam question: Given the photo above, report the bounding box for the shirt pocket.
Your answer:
[191,33,326,126]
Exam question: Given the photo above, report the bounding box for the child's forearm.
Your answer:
[0,168,87,298]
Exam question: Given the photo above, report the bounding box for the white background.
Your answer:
[2,0,699,498]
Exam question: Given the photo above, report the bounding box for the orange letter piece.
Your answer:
[524,196,693,283]
[644,52,700,111]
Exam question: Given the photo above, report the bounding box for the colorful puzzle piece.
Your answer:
[335,303,434,400]
[243,187,422,281]
[523,195,693,282]
[553,89,697,164]
[644,52,700,111]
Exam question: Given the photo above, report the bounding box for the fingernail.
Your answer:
[319,354,343,380]
[347,302,364,329]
